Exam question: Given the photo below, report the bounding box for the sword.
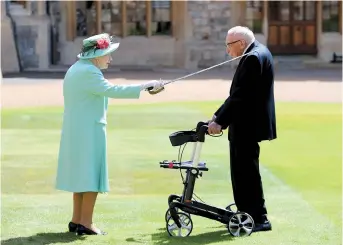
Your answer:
[146,51,253,94]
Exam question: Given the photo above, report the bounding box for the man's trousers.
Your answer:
[229,140,267,223]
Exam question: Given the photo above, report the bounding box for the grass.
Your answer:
[1,101,341,245]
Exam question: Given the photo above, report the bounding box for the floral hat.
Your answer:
[77,33,120,59]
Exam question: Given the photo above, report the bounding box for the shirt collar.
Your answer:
[243,38,255,54]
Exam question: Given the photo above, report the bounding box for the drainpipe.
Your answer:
[5,0,23,72]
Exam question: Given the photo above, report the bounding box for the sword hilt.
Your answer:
[145,78,165,95]
[146,86,165,94]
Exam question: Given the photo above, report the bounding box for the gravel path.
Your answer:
[1,69,341,108]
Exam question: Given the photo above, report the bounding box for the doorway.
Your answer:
[267,1,317,55]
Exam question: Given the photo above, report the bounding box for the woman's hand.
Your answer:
[141,80,165,95]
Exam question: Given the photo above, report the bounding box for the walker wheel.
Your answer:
[227,212,254,237]
[225,203,238,213]
[165,208,172,222]
[166,212,193,237]
[165,208,191,225]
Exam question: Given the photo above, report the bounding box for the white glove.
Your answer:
[141,80,162,90]
[141,80,165,94]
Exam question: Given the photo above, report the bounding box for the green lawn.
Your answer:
[1,101,341,245]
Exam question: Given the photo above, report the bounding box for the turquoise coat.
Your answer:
[55,59,142,193]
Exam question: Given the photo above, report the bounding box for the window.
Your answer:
[246,1,263,33]
[75,1,90,37]
[100,1,122,36]
[66,0,173,41]
[10,0,27,8]
[292,1,316,21]
[269,1,290,22]
[126,1,147,35]
[151,1,172,35]
[322,1,341,32]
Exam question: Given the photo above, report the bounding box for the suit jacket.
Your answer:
[214,40,277,142]
[55,59,142,193]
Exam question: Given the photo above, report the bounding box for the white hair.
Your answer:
[227,26,255,44]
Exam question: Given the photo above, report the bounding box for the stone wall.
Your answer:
[318,33,342,62]
[187,1,232,68]
[188,1,231,42]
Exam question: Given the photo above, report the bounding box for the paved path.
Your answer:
[1,69,341,108]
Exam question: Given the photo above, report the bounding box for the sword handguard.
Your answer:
[146,86,165,95]
[145,78,165,95]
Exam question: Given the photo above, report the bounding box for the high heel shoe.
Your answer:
[76,224,107,235]
[68,222,78,232]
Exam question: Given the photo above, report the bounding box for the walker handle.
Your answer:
[196,121,209,143]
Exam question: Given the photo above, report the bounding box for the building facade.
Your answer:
[1,0,342,73]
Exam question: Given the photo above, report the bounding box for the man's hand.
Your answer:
[208,121,222,135]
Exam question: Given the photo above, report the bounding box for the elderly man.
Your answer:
[208,26,276,232]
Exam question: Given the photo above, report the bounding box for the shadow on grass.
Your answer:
[1,232,86,245]
[126,228,235,245]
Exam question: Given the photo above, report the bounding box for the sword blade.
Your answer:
[163,51,253,86]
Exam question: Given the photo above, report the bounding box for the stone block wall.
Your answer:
[318,33,342,62]
[187,1,232,68]
[188,1,231,42]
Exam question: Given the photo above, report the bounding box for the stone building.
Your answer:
[1,0,342,73]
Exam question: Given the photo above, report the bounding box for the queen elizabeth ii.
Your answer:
[55,33,164,235]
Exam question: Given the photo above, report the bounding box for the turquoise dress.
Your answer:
[55,59,142,193]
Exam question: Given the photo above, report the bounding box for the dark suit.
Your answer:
[214,40,277,223]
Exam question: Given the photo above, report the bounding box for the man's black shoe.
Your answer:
[253,220,272,232]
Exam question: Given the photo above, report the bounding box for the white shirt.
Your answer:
[243,37,255,54]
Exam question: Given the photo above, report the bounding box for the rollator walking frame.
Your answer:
[159,121,255,237]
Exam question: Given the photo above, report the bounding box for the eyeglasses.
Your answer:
[225,40,241,48]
